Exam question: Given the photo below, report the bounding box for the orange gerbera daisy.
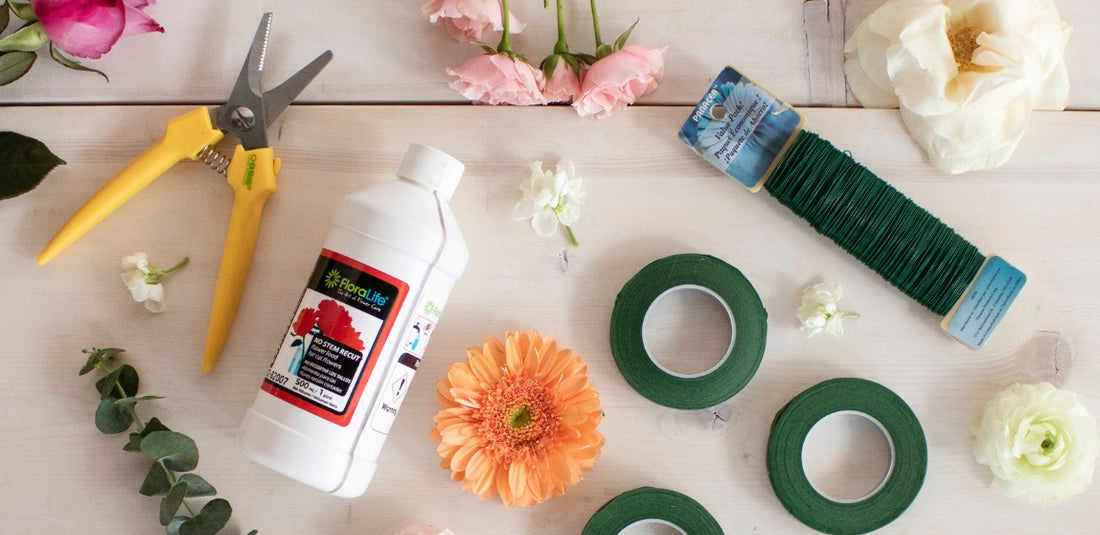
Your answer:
[430,330,604,507]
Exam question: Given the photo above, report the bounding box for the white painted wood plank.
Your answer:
[0,0,1096,108]
[1,105,1097,534]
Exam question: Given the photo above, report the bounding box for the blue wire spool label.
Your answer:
[679,66,805,191]
[943,256,1026,350]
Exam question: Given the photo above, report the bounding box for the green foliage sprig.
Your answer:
[80,348,257,535]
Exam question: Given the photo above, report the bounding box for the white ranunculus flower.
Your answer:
[796,282,858,337]
[844,0,1072,174]
[510,160,584,245]
[971,382,1100,502]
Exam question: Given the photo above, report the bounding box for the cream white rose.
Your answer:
[844,0,1072,174]
[971,382,1100,502]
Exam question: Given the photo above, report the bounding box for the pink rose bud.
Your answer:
[573,45,667,119]
[34,0,164,59]
[542,58,583,104]
[422,0,526,43]
[447,54,547,106]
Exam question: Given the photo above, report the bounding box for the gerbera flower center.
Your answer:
[478,374,559,464]
[508,406,533,429]
[948,23,982,72]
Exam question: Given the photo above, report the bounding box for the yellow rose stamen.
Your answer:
[948,24,982,72]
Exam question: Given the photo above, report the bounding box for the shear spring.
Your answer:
[198,145,231,175]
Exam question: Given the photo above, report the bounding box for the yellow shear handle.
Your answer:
[202,145,280,373]
[37,108,224,265]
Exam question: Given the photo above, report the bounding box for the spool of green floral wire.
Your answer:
[582,486,724,535]
[679,66,1026,348]
[764,130,985,316]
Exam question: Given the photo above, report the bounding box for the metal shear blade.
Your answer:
[214,13,333,150]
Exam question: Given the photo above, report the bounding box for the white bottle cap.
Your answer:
[397,143,464,201]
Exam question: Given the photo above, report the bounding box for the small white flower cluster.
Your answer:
[510,160,584,246]
[796,282,858,337]
[971,382,1100,502]
[120,252,188,313]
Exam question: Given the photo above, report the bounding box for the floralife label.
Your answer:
[263,249,408,426]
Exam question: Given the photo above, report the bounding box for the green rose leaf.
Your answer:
[95,397,133,434]
[0,50,35,86]
[50,43,107,82]
[9,2,36,22]
[0,130,65,197]
[160,480,189,526]
[140,431,199,472]
[124,416,172,452]
[177,473,217,497]
[0,21,47,52]
[1,4,10,31]
[179,498,232,535]
[139,461,172,496]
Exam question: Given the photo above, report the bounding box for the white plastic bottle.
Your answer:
[238,143,468,497]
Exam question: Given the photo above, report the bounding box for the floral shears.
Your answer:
[37,13,332,373]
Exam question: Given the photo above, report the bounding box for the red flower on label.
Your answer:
[292,308,319,337]
[316,299,366,351]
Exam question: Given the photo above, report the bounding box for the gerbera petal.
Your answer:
[468,349,501,384]
[508,462,528,499]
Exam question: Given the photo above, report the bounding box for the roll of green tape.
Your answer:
[582,486,724,535]
[610,254,767,410]
[767,378,927,535]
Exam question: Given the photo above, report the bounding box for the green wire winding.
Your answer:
[764,131,985,316]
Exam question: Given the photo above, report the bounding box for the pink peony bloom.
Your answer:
[447,53,547,106]
[542,58,583,104]
[572,45,667,119]
[34,0,164,59]
[421,0,525,43]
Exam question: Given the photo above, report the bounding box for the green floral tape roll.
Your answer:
[767,378,927,535]
[610,254,767,410]
[582,486,724,535]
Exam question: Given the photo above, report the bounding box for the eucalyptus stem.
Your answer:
[103,362,145,433]
[159,461,199,516]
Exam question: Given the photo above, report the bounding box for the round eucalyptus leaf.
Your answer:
[139,431,199,472]
[94,397,133,434]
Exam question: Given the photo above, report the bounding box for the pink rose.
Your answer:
[542,58,582,104]
[572,45,667,119]
[421,0,525,43]
[447,54,547,106]
[34,0,164,59]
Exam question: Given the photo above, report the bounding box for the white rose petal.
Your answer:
[844,0,1072,174]
[971,382,1100,502]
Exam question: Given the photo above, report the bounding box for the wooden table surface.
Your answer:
[2,1,1098,534]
